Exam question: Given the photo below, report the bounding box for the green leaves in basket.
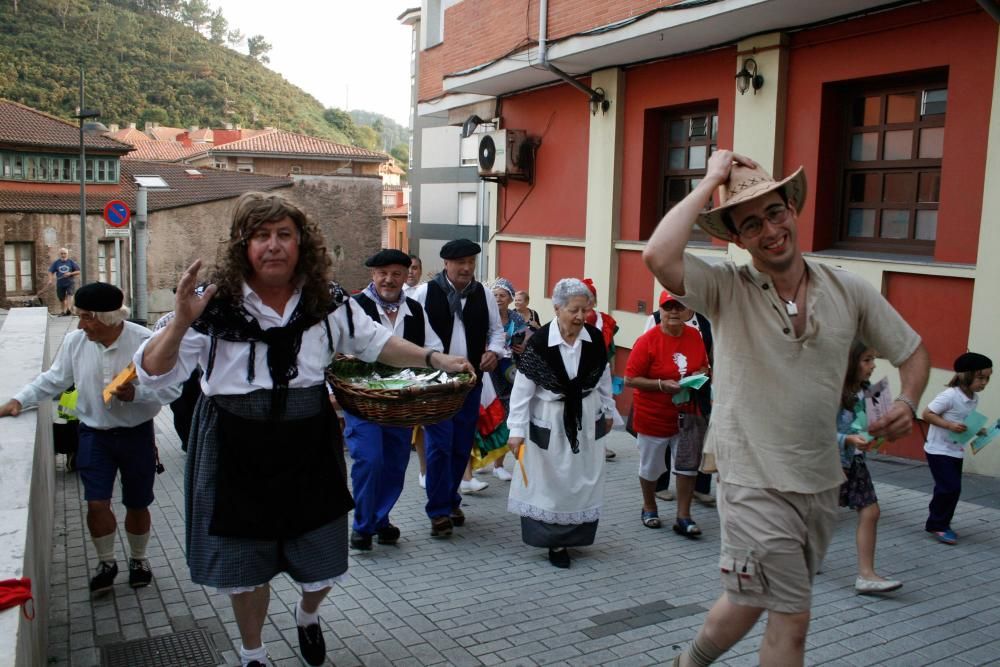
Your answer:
[332,363,471,390]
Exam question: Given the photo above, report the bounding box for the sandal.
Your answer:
[641,510,661,529]
[673,517,701,538]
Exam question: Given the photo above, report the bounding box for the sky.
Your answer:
[211,1,418,127]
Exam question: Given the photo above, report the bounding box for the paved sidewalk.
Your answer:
[42,322,1000,666]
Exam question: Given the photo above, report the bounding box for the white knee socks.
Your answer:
[92,533,116,564]
[126,531,150,561]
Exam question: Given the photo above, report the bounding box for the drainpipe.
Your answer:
[539,0,607,110]
[976,0,1000,22]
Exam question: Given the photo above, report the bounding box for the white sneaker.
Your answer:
[854,576,902,594]
[460,478,489,493]
[492,467,513,481]
[693,491,716,506]
[418,473,426,489]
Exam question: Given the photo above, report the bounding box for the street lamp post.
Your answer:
[73,63,104,286]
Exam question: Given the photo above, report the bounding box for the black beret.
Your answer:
[954,352,993,373]
[74,282,124,312]
[440,239,481,259]
[364,249,412,268]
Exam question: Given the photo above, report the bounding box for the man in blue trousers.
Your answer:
[347,249,444,549]
[411,240,505,537]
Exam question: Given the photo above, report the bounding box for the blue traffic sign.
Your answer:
[103,200,131,227]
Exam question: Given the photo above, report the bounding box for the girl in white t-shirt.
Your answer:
[921,352,993,545]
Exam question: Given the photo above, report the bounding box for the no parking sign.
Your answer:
[103,200,131,237]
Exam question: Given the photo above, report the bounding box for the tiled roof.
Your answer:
[211,129,390,161]
[0,160,291,213]
[0,99,133,153]
[185,128,213,143]
[106,127,152,145]
[146,126,186,141]
[122,141,209,162]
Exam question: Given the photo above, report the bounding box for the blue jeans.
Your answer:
[344,413,412,535]
[423,384,483,519]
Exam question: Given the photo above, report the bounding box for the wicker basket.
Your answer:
[326,360,476,427]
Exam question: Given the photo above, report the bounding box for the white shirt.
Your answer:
[15,322,180,429]
[364,294,444,352]
[507,324,614,439]
[924,386,979,459]
[410,278,506,361]
[136,283,392,396]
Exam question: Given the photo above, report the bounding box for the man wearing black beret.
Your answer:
[410,239,505,537]
[0,283,181,596]
[346,249,444,550]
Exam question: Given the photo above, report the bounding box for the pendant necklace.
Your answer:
[776,265,808,317]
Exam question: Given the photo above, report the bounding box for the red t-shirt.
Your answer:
[626,325,709,437]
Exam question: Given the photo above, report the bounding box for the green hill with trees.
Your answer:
[0,0,409,161]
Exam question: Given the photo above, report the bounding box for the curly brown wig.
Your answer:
[211,191,333,318]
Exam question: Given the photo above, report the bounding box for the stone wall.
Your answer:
[1,211,133,311]
[145,176,383,321]
[0,308,54,667]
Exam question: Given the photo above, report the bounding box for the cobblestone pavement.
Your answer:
[42,321,1000,666]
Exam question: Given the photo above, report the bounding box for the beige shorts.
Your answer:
[717,482,838,614]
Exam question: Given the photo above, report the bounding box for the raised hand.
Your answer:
[173,260,218,328]
[704,149,758,188]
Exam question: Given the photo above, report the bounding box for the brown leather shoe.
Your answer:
[430,516,453,538]
[450,507,465,527]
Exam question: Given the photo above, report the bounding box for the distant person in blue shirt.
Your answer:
[47,247,81,316]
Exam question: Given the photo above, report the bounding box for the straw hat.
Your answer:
[696,163,807,241]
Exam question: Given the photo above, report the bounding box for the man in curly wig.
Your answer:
[136,192,473,667]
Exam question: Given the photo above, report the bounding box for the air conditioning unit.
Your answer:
[478,129,530,180]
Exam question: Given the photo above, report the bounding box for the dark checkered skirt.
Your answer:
[185,386,349,589]
[839,454,878,510]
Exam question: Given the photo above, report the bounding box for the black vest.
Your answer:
[424,279,489,372]
[353,293,426,347]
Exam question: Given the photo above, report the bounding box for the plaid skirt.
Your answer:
[185,386,349,589]
[839,454,878,510]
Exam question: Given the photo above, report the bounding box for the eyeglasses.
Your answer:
[661,302,687,312]
[736,205,792,239]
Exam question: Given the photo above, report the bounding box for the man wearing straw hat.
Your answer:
[346,249,443,551]
[643,151,930,666]
[411,238,505,537]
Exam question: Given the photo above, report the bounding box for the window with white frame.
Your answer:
[98,241,119,286]
[4,242,35,294]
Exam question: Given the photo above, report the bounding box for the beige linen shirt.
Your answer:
[679,253,921,493]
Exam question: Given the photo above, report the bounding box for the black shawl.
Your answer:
[516,322,607,452]
[191,281,353,417]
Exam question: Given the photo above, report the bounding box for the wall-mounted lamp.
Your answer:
[735,57,764,95]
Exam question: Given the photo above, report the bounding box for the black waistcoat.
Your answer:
[424,279,488,372]
[353,293,426,347]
